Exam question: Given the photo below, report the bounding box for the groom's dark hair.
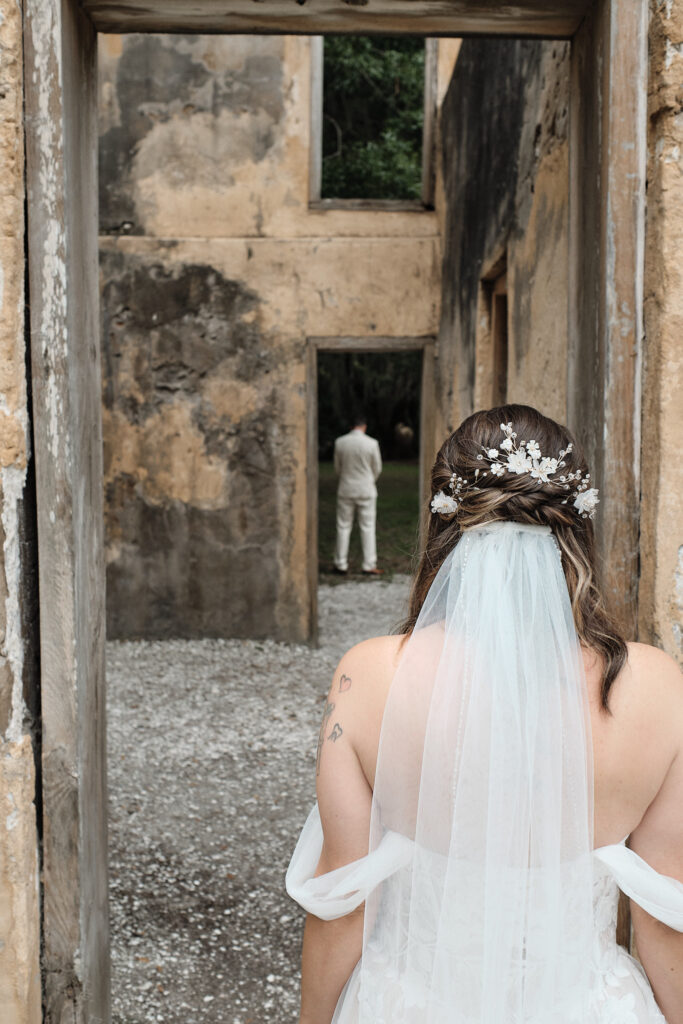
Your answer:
[352,413,367,428]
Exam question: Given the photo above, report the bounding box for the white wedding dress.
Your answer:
[288,806,683,1022]
[287,523,683,1022]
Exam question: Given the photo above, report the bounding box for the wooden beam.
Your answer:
[568,0,647,637]
[309,335,435,352]
[23,0,109,1020]
[309,198,430,212]
[421,39,439,207]
[309,36,323,204]
[82,0,589,38]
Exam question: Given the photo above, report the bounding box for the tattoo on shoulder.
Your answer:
[338,673,352,693]
[316,700,335,775]
[328,723,343,742]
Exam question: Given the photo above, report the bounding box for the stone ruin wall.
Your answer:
[0,1,42,1021]
[438,21,683,664]
[98,34,444,642]
[641,0,683,662]
[437,37,570,434]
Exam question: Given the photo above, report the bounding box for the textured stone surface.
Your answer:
[0,739,41,1024]
[107,575,410,1022]
[640,0,683,662]
[0,0,28,466]
[0,3,41,1022]
[437,38,570,430]
[98,34,442,642]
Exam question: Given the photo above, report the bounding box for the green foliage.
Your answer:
[322,36,425,200]
[317,350,421,461]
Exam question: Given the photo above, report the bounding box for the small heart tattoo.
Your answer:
[338,674,352,693]
[329,723,343,742]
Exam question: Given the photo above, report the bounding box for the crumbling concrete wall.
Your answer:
[0,1,41,1021]
[437,38,570,431]
[641,0,683,663]
[99,34,441,640]
[438,25,683,661]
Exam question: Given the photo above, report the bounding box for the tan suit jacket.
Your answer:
[334,430,382,499]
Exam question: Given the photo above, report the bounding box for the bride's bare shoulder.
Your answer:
[335,633,406,688]
[624,641,682,689]
[326,635,406,757]
[613,641,683,726]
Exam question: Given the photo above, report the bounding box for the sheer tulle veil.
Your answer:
[354,520,595,1022]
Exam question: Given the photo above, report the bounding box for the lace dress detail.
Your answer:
[287,808,683,1023]
[587,857,666,1023]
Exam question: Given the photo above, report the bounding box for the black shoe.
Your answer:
[332,566,348,575]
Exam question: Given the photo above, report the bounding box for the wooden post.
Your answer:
[568,0,647,638]
[23,0,109,1020]
[419,342,437,548]
[306,343,320,645]
[308,36,323,204]
[569,0,648,950]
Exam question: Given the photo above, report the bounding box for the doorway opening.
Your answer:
[317,348,422,579]
[307,337,435,640]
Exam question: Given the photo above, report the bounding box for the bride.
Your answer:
[287,404,683,1023]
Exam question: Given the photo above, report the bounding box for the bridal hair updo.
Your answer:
[402,403,626,709]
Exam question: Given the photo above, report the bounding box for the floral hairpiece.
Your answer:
[431,422,599,520]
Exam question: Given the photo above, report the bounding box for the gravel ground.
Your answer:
[108,575,411,1024]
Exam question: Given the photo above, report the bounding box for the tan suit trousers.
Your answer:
[334,495,377,572]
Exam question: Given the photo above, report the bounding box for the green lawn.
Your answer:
[318,460,421,579]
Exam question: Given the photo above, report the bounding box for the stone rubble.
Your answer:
[108,575,411,1023]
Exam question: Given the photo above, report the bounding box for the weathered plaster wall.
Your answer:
[641,0,683,662]
[437,38,570,431]
[99,34,442,640]
[0,1,41,1021]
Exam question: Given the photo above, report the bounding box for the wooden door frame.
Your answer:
[306,336,436,642]
[21,1,647,1020]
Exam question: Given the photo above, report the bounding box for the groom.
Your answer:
[333,414,383,576]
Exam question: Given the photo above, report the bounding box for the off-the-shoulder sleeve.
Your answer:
[286,804,413,921]
[594,844,683,931]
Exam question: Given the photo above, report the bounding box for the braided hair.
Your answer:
[401,404,626,709]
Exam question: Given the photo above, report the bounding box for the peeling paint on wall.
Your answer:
[1,466,27,741]
[0,0,42,1019]
[101,253,284,637]
[99,34,286,236]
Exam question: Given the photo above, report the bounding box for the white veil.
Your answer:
[354,520,595,1023]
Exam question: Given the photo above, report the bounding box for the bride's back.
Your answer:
[586,640,683,851]
[347,633,683,853]
[307,406,683,1024]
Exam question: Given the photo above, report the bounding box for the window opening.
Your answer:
[311,36,437,206]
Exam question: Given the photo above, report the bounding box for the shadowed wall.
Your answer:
[437,37,570,430]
